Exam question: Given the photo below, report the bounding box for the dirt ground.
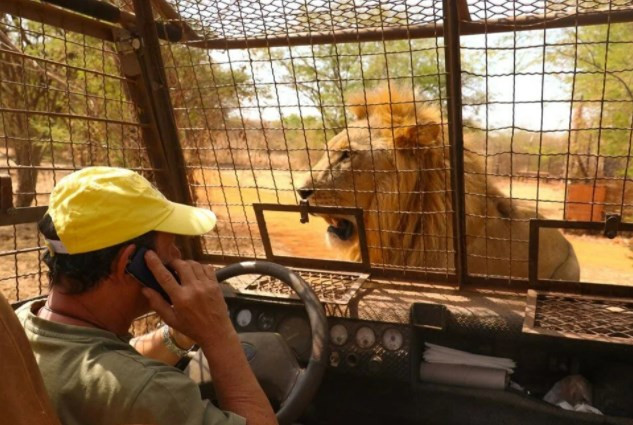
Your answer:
[1,170,632,304]
[195,169,633,286]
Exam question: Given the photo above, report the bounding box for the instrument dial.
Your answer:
[330,324,349,346]
[235,309,252,328]
[382,328,403,351]
[257,312,275,331]
[355,326,376,349]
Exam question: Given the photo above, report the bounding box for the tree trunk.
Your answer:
[14,139,43,208]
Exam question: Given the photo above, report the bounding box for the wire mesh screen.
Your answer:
[154,0,633,283]
[461,2,633,282]
[172,0,442,41]
[467,0,633,21]
[525,291,633,344]
[161,0,454,274]
[0,15,154,302]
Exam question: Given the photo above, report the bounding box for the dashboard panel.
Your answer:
[227,297,411,382]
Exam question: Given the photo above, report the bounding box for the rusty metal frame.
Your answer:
[0,0,117,42]
[251,203,371,273]
[184,8,633,50]
[443,0,468,289]
[128,0,201,258]
[528,217,633,297]
[0,207,48,227]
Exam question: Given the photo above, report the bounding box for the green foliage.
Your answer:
[162,44,255,148]
[253,38,450,150]
[550,23,633,177]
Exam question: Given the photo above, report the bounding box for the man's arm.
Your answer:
[142,251,277,425]
[131,326,194,366]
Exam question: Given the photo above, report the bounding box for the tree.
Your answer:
[549,23,633,178]
[256,39,449,144]
[0,14,257,206]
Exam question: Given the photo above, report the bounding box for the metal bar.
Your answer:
[0,107,146,127]
[457,0,472,22]
[41,0,184,42]
[150,0,201,41]
[128,0,199,259]
[522,290,537,330]
[528,220,540,286]
[185,9,633,50]
[252,205,274,260]
[0,0,116,42]
[0,206,48,226]
[0,176,13,211]
[443,0,468,289]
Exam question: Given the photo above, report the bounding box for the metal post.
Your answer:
[442,0,468,288]
[128,0,200,258]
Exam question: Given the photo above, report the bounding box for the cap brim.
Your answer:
[154,202,217,236]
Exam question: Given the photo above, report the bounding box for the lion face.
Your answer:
[297,85,441,255]
[297,119,405,249]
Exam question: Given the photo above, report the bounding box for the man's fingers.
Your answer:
[169,259,197,287]
[141,288,177,325]
[189,261,207,282]
[144,250,181,296]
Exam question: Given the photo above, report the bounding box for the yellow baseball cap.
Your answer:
[46,166,216,254]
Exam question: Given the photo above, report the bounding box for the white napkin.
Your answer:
[423,342,516,373]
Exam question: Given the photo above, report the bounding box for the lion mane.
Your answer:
[299,84,580,280]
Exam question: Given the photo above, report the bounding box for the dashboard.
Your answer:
[226,296,412,382]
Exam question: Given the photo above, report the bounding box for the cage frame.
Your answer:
[1,0,633,298]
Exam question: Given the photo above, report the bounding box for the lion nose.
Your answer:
[297,188,314,200]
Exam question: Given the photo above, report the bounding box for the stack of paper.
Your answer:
[423,342,516,373]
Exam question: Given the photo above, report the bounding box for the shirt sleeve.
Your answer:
[128,369,246,425]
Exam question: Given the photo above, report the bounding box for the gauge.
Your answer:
[257,311,275,331]
[277,316,312,360]
[382,328,403,351]
[235,309,252,328]
[330,324,349,346]
[355,326,376,349]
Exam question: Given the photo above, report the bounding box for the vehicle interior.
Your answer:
[2,0,633,424]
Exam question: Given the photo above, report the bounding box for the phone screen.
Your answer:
[125,246,179,304]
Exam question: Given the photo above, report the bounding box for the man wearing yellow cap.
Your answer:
[16,167,277,425]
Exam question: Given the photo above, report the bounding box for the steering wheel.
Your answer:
[185,261,329,425]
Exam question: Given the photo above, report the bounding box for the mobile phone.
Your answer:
[125,246,179,304]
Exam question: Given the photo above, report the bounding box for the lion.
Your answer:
[297,84,580,280]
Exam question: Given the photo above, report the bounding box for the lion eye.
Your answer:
[340,150,351,161]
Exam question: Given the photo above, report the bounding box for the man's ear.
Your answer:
[393,121,440,149]
[114,244,136,281]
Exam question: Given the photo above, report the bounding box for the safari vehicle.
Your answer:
[2,0,633,424]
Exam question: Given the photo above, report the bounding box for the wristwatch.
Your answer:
[161,325,195,358]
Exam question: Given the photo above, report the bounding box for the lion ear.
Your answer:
[393,122,440,148]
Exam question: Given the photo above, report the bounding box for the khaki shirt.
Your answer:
[17,301,245,425]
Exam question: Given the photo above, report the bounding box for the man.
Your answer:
[17,166,277,425]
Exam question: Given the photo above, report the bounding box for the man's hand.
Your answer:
[141,250,234,346]
[140,250,278,425]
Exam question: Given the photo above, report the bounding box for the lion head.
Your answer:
[297,84,452,267]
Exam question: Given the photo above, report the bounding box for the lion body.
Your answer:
[299,85,580,280]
